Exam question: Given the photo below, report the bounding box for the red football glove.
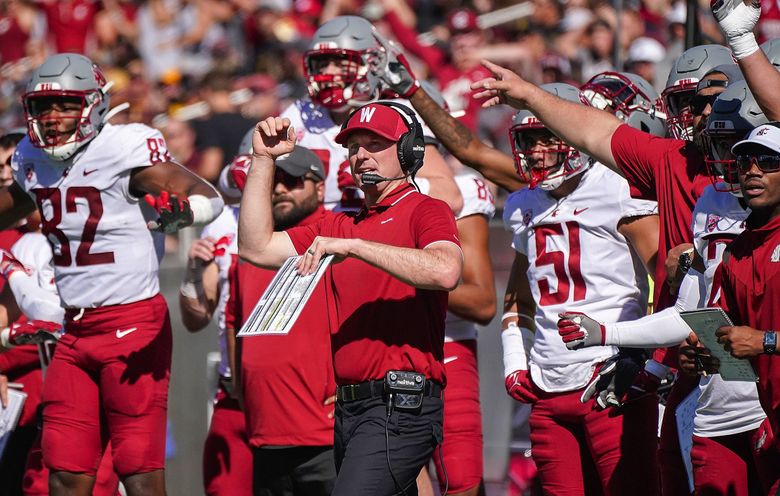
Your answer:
[0,249,31,280]
[144,190,194,234]
[1,320,62,348]
[557,311,606,350]
[505,370,539,403]
[228,154,252,192]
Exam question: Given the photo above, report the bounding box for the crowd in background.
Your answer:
[0,0,743,185]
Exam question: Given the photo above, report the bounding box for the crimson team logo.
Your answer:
[757,127,771,136]
[706,214,721,233]
[771,244,780,263]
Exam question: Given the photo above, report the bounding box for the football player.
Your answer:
[471,57,747,496]
[281,15,461,213]
[558,81,780,493]
[1,53,223,496]
[499,83,660,494]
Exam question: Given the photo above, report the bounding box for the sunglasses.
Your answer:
[273,170,316,189]
[735,154,780,173]
[690,93,718,115]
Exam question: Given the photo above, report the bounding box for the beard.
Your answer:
[272,193,320,231]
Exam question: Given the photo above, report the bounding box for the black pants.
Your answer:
[253,445,336,496]
[333,395,444,496]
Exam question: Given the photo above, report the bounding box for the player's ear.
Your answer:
[315,180,325,203]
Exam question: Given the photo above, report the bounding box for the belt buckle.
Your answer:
[339,385,357,402]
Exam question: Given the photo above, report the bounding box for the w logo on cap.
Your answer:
[359,106,377,123]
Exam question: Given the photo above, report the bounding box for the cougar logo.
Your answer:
[757,127,771,136]
[706,214,721,233]
[359,106,377,123]
[771,244,780,263]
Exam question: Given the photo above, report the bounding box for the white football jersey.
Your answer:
[503,164,657,392]
[200,205,239,378]
[689,185,764,437]
[281,100,360,211]
[8,231,63,323]
[12,123,166,309]
[445,173,496,342]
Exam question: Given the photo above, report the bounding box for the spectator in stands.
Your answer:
[161,118,202,174]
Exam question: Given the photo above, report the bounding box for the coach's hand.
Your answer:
[557,312,606,350]
[297,236,355,275]
[505,370,539,403]
[715,325,764,358]
[252,117,296,162]
[711,0,760,60]
[679,332,720,376]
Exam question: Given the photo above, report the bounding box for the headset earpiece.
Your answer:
[379,101,425,175]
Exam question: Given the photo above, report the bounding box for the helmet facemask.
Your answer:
[23,89,106,161]
[662,83,697,140]
[509,120,587,190]
[702,130,742,196]
[303,48,382,110]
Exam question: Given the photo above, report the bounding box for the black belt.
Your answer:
[336,379,443,403]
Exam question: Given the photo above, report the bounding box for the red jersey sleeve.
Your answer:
[285,217,324,254]
[610,124,679,201]
[411,197,461,249]
[717,254,743,325]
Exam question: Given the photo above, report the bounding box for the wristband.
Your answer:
[730,32,760,60]
[188,194,225,226]
[502,323,534,376]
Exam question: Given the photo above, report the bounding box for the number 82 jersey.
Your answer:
[11,123,167,309]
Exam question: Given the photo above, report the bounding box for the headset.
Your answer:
[341,101,426,180]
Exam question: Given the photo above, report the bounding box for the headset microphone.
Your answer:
[361,172,411,185]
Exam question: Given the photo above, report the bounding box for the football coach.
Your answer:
[238,101,463,496]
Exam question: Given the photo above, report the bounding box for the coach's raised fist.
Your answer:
[252,117,296,161]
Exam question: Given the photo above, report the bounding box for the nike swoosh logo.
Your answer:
[381,218,394,224]
[83,168,98,176]
[116,327,138,338]
[573,207,589,215]
[443,356,458,365]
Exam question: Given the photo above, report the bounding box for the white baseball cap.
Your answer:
[627,37,666,64]
[732,123,780,155]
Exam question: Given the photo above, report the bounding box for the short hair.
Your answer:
[201,70,234,93]
[0,132,25,149]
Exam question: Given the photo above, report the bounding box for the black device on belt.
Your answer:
[336,371,442,410]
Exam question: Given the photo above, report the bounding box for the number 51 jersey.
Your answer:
[503,164,658,392]
[11,123,166,309]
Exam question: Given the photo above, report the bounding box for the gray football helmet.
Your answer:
[760,38,780,70]
[509,83,590,190]
[662,44,734,140]
[581,71,667,137]
[22,53,110,161]
[703,80,767,196]
[303,16,385,110]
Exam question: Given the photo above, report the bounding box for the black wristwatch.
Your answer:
[763,330,777,355]
[678,251,693,274]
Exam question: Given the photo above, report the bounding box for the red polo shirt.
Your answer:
[228,206,336,448]
[720,213,780,449]
[611,124,712,312]
[286,183,460,386]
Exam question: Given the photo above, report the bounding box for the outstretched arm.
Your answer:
[447,214,496,325]
[711,0,780,119]
[410,88,524,192]
[238,118,298,268]
[472,60,623,172]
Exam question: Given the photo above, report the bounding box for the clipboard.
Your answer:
[679,308,758,382]
[0,388,27,461]
[237,254,333,336]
